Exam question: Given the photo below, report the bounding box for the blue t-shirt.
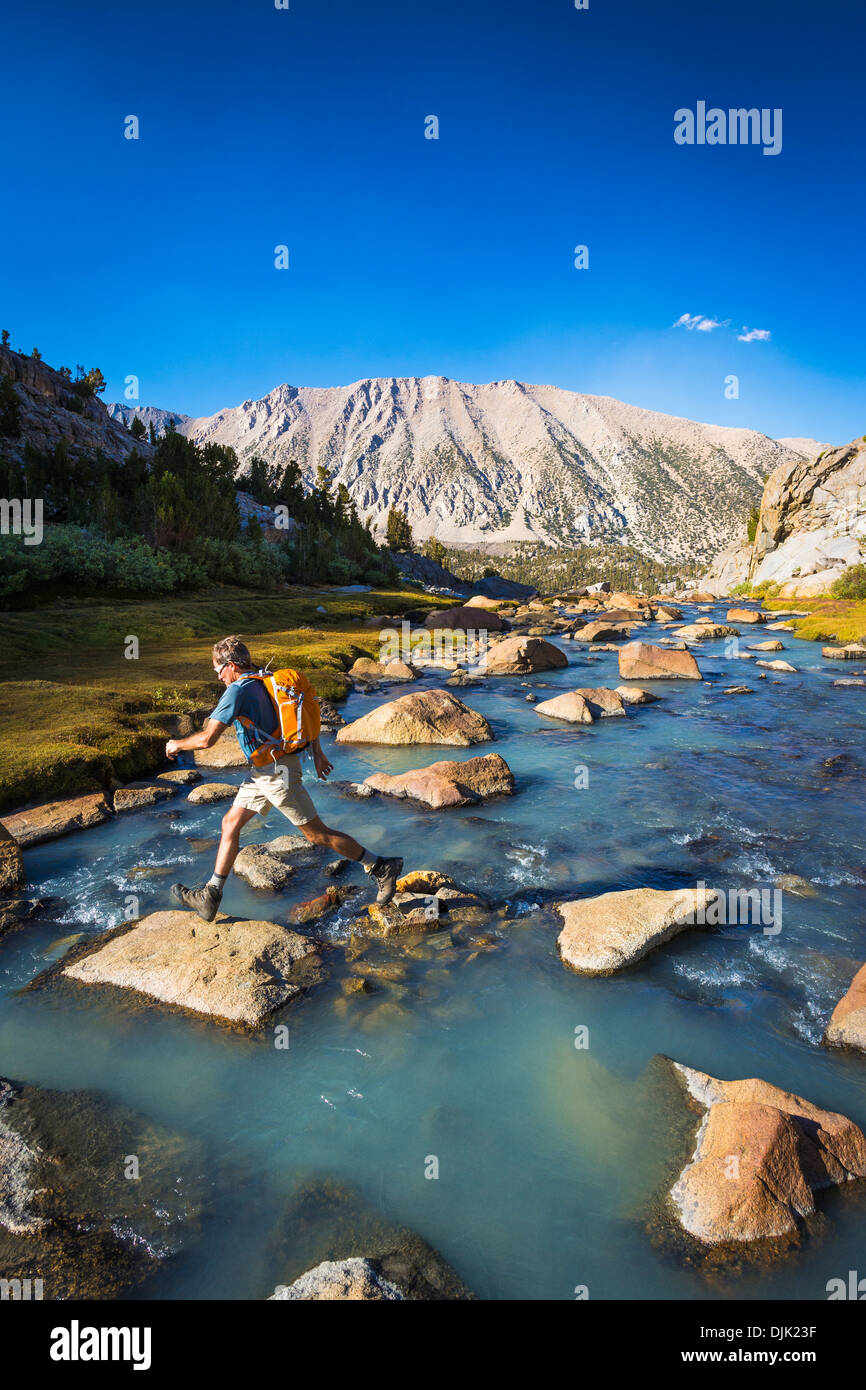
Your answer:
[210,677,280,762]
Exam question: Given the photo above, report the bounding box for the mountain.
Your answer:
[1,346,150,467]
[704,436,865,597]
[106,403,193,436]
[106,376,827,562]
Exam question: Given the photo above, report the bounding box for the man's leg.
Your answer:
[297,815,403,905]
[215,803,258,875]
[172,804,258,921]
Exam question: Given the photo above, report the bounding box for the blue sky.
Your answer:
[2,0,863,443]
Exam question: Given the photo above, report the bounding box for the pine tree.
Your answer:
[386,506,413,552]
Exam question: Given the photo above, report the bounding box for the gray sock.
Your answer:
[359,849,377,872]
[207,873,226,893]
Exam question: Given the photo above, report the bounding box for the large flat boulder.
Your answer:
[824,962,866,1053]
[335,689,493,746]
[571,687,626,718]
[575,621,631,643]
[482,636,568,675]
[726,607,766,624]
[556,885,719,975]
[349,657,417,683]
[187,782,237,804]
[615,685,659,706]
[62,911,322,1027]
[194,728,247,768]
[534,692,593,724]
[463,595,505,610]
[1,792,112,847]
[113,782,176,813]
[364,753,514,808]
[0,824,25,893]
[666,1061,866,1246]
[618,641,702,681]
[674,623,739,641]
[424,606,510,632]
[234,845,295,891]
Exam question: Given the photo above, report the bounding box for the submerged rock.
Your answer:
[0,897,52,938]
[755,659,798,673]
[556,885,720,975]
[271,1257,405,1300]
[364,753,515,808]
[482,635,568,675]
[290,885,358,924]
[336,689,493,746]
[361,872,490,936]
[618,641,702,681]
[265,1176,475,1300]
[1,792,112,847]
[665,1060,866,1247]
[0,1074,203,1298]
[62,911,323,1027]
[824,963,866,1053]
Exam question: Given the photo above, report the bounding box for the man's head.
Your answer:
[212,636,254,686]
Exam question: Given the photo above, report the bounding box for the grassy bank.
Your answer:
[0,585,448,812]
[759,595,866,644]
[729,581,866,645]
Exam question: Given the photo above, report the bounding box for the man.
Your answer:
[166,635,402,921]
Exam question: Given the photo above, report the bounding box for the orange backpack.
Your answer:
[235,668,321,768]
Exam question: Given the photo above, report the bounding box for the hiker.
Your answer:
[165,635,402,921]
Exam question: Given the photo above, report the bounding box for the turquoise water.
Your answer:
[3,607,866,1300]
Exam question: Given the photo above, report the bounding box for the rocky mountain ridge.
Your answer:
[1,346,150,468]
[704,435,866,596]
[109,378,826,564]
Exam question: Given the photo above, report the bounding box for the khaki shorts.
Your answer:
[233,754,317,826]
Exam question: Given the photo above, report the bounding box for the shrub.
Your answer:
[831,564,866,600]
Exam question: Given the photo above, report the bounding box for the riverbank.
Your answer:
[0,584,450,811]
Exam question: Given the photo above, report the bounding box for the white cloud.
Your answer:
[738,327,771,343]
[672,313,728,333]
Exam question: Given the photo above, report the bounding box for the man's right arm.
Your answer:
[165,719,226,760]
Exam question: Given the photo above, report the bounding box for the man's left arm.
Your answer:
[310,736,333,780]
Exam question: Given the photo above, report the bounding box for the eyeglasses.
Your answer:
[214,662,230,678]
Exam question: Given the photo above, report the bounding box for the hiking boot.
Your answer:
[171,881,222,922]
[370,855,403,906]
